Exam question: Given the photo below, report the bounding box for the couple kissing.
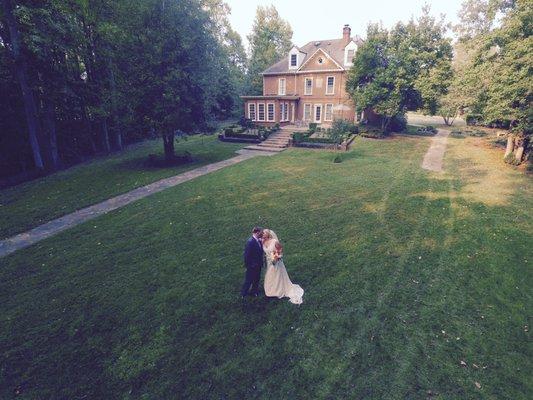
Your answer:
[241,226,304,305]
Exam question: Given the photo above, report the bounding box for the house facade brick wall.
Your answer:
[242,25,361,126]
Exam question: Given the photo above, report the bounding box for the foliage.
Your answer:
[402,125,438,136]
[0,0,246,177]
[245,5,293,95]
[346,7,453,132]
[454,0,532,163]
[330,119,358,136]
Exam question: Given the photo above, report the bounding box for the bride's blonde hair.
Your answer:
[263,229,283,252]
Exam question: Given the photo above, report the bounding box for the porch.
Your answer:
[241,95,300,126]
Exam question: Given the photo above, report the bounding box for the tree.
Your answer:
[346,8,452,132]
[455,0,532,164]
[1,0,45,171]
[0,0,247,178]
[246,5,292,95]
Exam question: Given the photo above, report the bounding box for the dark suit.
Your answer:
[241,236,264,296]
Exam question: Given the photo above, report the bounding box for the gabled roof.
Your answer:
[262,37,363,75]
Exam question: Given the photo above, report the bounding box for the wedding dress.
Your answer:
[263,230,304,304]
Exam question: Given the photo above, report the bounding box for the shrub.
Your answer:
[331,119,358,136]
[465,114,482,126]
[504,153,521,165]
[466,129,486,137]
[388,114,407,132]
[359,126,385,138]
[308,123,318,133]
[415,125,437,135]
[450,130,466,139]
[332,154,342,163]
[292,132,308,143]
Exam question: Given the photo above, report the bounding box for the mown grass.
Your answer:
[0,135,244,239]
[0,136,531,399]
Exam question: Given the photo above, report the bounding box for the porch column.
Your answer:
[291,103,295,123]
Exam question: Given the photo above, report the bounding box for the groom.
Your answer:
[241,226,264,298]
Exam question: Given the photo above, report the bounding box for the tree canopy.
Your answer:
[346,7,452,131]
[0,0,246,179]
[246,5,293,95]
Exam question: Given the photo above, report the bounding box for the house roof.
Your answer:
[262,37,362,75]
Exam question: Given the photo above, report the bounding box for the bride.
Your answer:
[262,229,304,304]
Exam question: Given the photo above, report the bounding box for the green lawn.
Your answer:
[0,135,244,239]
[0,136,531,399]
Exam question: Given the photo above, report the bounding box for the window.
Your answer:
[279,102,289,122]
[278,78,286,95]
[317,57,324,64]
[325,104,333,121]
[267,103,275,122]
[347,49,355,61]
[290,54,297,67]
[258,103,265,121]
[248,103,256,121]
[304,78,313,95]
[304,103,312,121]
[326,76,335,95]
[314,104,322,122]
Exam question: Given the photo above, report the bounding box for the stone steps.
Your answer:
[244,145,286,152]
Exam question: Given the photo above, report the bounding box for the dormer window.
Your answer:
[288,47,303,70]
[290,54,297,67]
[344,41,357,66]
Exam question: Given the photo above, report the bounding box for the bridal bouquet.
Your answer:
[272,242,283,265]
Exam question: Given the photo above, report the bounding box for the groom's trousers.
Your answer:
[241,264,261,296]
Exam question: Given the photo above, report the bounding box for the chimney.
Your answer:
[343,24,351,44]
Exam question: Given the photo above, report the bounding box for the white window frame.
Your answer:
[304,77,313,95]
[248,103,256,121]
[326,76,335,95]
[290,54,297,67]
[303,103,312,121]
[258,103,265,121]
[314,104,322,123]
[278,102,289,122]
[267,102,275,122]
[325,103,333,121]
[278,78,286,95]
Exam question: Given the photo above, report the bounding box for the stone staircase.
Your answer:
[244,129,293,153]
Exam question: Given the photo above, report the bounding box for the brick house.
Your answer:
[242,25,361,127]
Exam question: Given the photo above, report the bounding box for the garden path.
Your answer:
[421,129,450,172]
[0,149,275,258]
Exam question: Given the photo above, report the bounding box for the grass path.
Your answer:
[0,136,531,399]
[0,136,244,239]
[0,150,271,258]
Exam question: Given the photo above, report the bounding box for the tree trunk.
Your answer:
[2,0,44,171]
[101,118,111,153]
[163,133,175,162]
[108,60,122,150]
[443,116,450,126]
[504,135,515,158]
[43,98,60,170]
[514,137,525,163]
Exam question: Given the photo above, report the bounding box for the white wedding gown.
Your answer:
[263,234,304,304]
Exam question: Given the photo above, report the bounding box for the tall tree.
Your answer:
[246,5,293,95]
[455,0,532,164]
[1,0,44,171]
[346,7,452,132]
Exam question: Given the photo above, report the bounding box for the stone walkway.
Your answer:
[421,129,450,172]
[0,149,275,258]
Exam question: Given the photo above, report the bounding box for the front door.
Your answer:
[314,104,322,123]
